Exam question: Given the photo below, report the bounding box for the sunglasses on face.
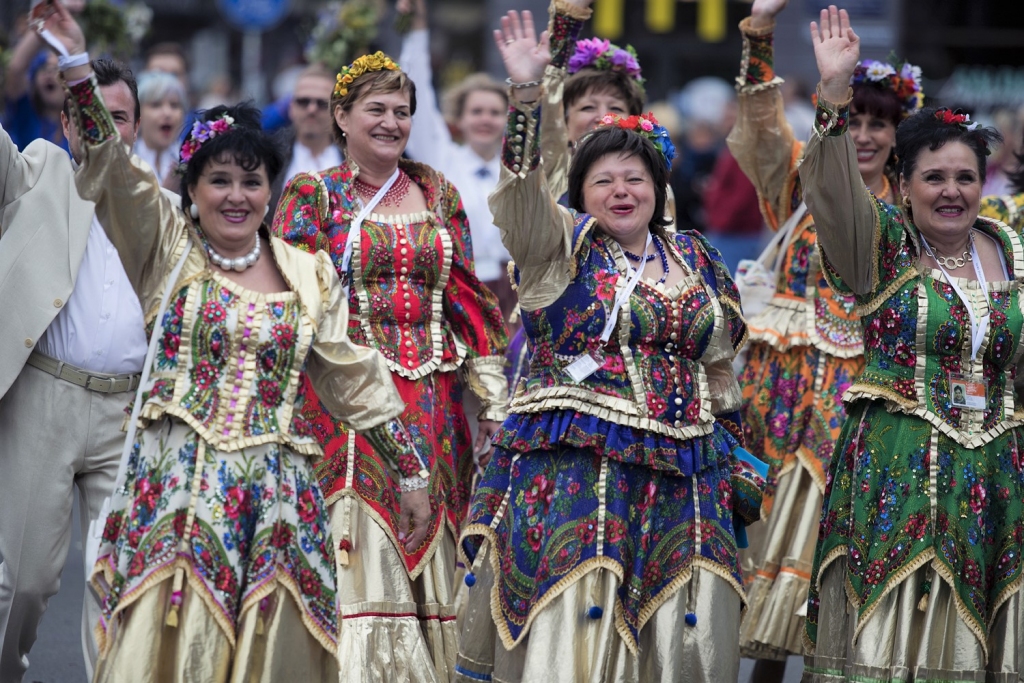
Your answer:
[294,97,329,110]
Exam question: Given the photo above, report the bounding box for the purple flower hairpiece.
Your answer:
[568,38,644,86]
[179,114,236,166]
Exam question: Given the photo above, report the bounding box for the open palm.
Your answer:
[493,10,550,84]
[810,5,860,94]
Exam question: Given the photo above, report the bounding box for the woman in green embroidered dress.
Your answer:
[801,6,1024,679]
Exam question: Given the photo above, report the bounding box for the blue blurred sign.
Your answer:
[218,0,290,30]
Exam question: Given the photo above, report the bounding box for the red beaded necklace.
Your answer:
[353,169,411,207]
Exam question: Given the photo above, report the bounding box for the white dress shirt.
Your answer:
[283,140,343,189]
[400,29,511,283]
[133,138,180,187]
[36,213,147,375]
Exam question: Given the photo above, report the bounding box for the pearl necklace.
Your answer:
[207,238,261,272]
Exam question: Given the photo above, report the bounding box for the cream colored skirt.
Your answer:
[92,577,338,682]
[332,496,458,683]
[740,459,820,659]
[455,542,742,683]
[805,557,1024,682]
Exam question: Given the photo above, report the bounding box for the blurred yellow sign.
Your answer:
[646,0,675,33]
[594,0,624,39]
[697,0,727,42]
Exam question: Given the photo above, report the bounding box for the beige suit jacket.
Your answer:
[0,129,93,400]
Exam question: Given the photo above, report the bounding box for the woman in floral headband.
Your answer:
[273,49,509,682]
[452,12,766,682]
[802,6,1024,679]
[39,3,422,681]
[725,1,922,677]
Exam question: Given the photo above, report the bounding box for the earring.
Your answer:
[264,205,270,218]
[190,204,199,220]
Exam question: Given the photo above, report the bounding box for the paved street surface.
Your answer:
[24,499,803,683]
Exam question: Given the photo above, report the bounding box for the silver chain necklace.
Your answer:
[928,230,974,269]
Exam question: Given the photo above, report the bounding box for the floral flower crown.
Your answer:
[568,38,644,88]
[334,51,400,99]
[596,112,676,170]
[179,114,236,166]
[851,59,924,117]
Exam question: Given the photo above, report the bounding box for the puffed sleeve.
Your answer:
[538,0,592,202]
[67,75,191,312]
[439,178,511,421]
[489,99,576,311]
[271,171,331,256]
[798,91,890,297]
[725,17,803,230]
[305,249,429,479]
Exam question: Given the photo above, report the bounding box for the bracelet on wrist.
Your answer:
[58,52,90,71]
[505,77,543,90]
[399,475,429,493]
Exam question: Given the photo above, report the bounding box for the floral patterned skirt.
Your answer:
[90,417,337,678]
[806,400,1024,656]
[459,422,747,656]
[739,341,861,514]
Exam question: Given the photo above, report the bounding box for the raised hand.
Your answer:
[810,5,859,103]
[493,10,550,86]
[396,0,427,31]
[750,0,788,29]
[36,0,86,56]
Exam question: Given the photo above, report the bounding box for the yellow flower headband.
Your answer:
[334,51,401,99]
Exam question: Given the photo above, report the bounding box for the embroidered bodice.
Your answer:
[273,160,509,421]
[803,94,1024,447]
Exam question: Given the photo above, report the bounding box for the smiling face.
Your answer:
[850,107,897,183]
[566,87,630,145]
[188,156,270,250]
[140,93,185,152]
[581,152,656,249]
[900,141,982,243]
[456,89,506,151]
[335,89,412,170]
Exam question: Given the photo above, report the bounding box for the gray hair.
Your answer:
[137,70,187,106]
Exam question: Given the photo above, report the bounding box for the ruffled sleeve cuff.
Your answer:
[730,444,768,525]
[736,17,783,93]
[548,0,591,70]
[813,85,853,140]
[463,355,510,422]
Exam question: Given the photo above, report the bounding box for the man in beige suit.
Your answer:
[0,59,153,682]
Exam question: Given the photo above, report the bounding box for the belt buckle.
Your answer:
[87,376,118,393]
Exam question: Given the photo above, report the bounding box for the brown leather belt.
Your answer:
[26,351,141,394]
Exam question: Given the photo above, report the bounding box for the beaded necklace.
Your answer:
[623,235,669,284]
[353,169,411,207]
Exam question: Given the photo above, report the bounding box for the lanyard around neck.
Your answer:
[920,231,989,361]
[599,232,653,344]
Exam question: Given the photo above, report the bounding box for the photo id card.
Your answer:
[949,373,987,410]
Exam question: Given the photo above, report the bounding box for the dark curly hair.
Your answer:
[568,126,672,237]
[179,101,284,214]
[895,107,1003,185]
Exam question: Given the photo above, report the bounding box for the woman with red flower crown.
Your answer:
[37,3,422,681]
[453,11,766,682]
[802,6,1024,679]
[272,49,509,681]
[725,0,925,677]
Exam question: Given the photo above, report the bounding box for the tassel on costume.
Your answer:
[165,562,186,627]
[917,579,931,612]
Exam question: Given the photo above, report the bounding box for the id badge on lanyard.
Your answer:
[564,234,652,384]
[922,233,990,410]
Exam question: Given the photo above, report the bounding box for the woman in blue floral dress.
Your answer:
[45,8,419,681]
[453,13,765,683]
